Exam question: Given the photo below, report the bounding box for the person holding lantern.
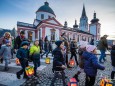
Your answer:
[29,39,40,77]
[70,39,79,66]
[73,40,88,81]
[16,41,29,79]
[83,45,105,86]
[51,40,67,86]
[0,40,11,71]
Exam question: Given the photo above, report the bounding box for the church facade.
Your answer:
[17,1,101,42]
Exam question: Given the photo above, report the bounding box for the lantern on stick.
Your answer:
[69,59,75,67]
[16,58,20,65]
[25,66,34,76]
[45,57,50,64]
[68,78,78,86]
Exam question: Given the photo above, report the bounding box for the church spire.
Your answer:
[91,11,99,24]
[81,4,87,17]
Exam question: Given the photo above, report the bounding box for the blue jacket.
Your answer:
[52,47,65,71]
[82,51,105,76]
[16,47,29,59]
[111,45,115,67]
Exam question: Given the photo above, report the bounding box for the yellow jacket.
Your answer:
[29,45,40,55]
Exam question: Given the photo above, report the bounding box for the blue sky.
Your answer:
[0,0,115,39]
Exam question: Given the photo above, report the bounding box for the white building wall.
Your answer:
[25,30,28,39]
[32,31,35,41]
[36,12,55,20]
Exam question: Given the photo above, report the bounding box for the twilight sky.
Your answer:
[0,0,115,39]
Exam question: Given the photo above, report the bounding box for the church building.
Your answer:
[17,1,101,42]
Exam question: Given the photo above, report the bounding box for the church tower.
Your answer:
[89,12,101,40]
[79,5,88,32]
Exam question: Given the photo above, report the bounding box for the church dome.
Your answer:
[36,2,55,16]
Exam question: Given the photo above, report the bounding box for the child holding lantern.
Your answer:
[29,39,40,77]
[82,45,105,86]
[51,40,66,86]
[16,41,29,79]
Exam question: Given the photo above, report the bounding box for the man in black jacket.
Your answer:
[14,31,26,50]
[70,39,78,65]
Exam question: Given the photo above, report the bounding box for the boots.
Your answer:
[16,72,21,79]
[23,72,29,79]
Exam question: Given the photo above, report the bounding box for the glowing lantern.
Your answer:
[68,78,78,86]
[16,58,20,65]
[100,78,113,86]
[45,57,50,64]
[25,66,34,76]
[69,59,75,67]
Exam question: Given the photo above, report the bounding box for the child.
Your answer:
[82,45,105,86]
[73,40,88,81]
[51,40,66,86]
[16,41,29,79]
[29,39,40,77]
[0,40,11,71]
[111,41,115,79]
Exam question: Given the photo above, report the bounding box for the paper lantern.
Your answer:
[16,58,20,65]
[68,78,78,86]
[69,59,75,67]
[100,78,112,86]
[25,66,34,76]
[45,57,50,64]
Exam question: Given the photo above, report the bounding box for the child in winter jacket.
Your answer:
[50,40,66,86]
[16,41,29,79]
[82,45,105,86]
[111,41,115,79]
[0,40,11,71]
[29,39,40,77]
[73,40,88,81]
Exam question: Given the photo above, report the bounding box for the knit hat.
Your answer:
[79,41,88,48]
[21,41,29,47]
[55,40,63,47]
[86,45,96,52]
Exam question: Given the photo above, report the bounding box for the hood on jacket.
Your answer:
[82,51,92,60]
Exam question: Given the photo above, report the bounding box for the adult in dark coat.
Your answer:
[70,39,78,65]
[98,35,108,63]
[60,32,71,68]
[111,42,115,79]
[14,31,26,50]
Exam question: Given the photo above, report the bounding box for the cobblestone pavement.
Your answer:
[21,55,112,86]
[0,53,112,86]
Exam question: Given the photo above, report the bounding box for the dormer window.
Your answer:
[41,14,44,19]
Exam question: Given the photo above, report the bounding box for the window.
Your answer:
[41,14,44,19]
[39,29,41,39]
[77,35,79,42]
[51,29,56,41]
[28,31,33,41]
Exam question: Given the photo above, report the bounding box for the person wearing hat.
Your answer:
[70,39,78,65]
[51,40,66,86]
[16,41,29,79]
[29,39,40,77]
[82,45,105,86]
[14,30,26,50]
[0,39,11,71]
[73,40,88,81]
[98,35,108,63]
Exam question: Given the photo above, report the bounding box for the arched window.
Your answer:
[50,29,56,41]
[28,31,33,41]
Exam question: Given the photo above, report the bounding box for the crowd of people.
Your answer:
[0,31,115,86]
